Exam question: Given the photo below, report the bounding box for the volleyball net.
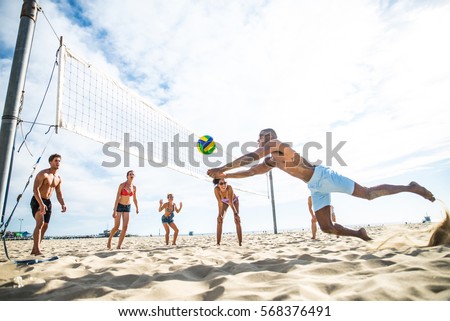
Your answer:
[55,46,266,195]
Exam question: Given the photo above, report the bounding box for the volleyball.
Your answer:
[197,135,216,155]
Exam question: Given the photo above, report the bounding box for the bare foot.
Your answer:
[358,228,372,241]
[31,251,43,256]
[409,182,435,202]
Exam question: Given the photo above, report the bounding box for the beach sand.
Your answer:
[0,223,449,301]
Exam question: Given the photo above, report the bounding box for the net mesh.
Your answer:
[57,47,266,194]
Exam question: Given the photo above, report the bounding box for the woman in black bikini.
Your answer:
[158,193,183,245]
[213,178,242,246]
[107,170,139,249]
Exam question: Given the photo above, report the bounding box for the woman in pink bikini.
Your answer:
[107,170,139,249]
[213,178,242,246]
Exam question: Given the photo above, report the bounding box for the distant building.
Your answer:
[22,231,32,238]
[3,231,31,239]
[99,229,121,237]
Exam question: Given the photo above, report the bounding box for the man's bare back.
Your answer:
[266,149,315,183]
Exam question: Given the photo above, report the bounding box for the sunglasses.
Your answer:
[218,182,227,186]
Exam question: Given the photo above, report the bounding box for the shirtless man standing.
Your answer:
[30,153,66,255]
[207,128,435,241]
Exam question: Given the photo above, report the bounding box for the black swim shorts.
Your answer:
[30,196,52,223]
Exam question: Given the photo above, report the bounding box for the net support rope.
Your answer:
[1,129,55,264]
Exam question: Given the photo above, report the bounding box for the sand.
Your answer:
[0,223,449,301]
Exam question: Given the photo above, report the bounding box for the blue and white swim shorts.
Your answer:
[307,165,355,212]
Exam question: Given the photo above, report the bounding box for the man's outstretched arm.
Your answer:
[222,162,273,179]
[207,139,284,177]
[207,151,261,178]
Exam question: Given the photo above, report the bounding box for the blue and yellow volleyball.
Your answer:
[197,135,216,155]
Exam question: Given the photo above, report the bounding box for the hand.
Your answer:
[61,204,67,213]
[159,199,163,205]
[112,211,117,218]
[39,205,47,215]
[179,201,183,207]
[136,209,139,214]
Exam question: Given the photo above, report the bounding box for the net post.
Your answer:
[268,170,278,234]
[55,36,65,134]
[0,0,39,222]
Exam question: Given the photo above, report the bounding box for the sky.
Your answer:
[1,0,449,239]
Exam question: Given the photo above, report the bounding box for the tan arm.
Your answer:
[55,179,66,212]
[224,162,273,179]
[133,186,139,214]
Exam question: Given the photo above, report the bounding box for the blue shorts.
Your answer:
[307,165,355,212]
[162,213,174,224]
[116,203,131,212]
